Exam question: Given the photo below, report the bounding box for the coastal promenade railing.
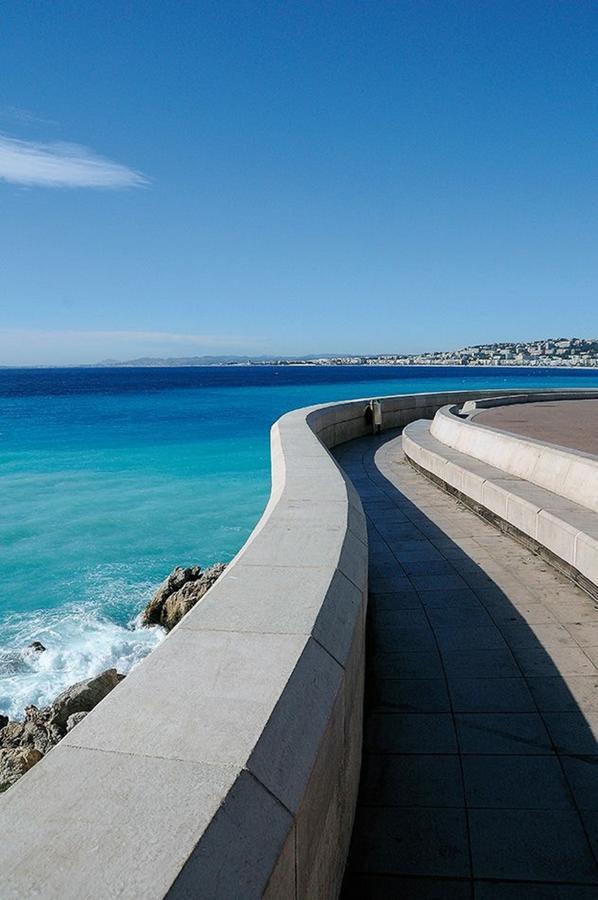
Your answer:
[0,388,550,900]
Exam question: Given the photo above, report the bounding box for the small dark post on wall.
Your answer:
[366,398,383,435]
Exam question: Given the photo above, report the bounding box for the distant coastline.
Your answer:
[2,337,598,370]
[78,336,598,370]
[3,362,598,371]
[94,360,598,370]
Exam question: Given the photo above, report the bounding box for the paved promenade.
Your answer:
[335,430,598,899]
[475,398,598,456]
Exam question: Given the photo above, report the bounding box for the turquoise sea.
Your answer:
[2,364,598,717]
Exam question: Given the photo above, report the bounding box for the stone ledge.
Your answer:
[403,419,598,597]
[461,389,598,414]
[430,402,598,513]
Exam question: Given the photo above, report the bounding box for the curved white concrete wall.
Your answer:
[403,416,598,594]
[0,388,546,899]
[431,402,598,513]
[460,390,598,415]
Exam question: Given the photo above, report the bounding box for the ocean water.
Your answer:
[2,364,598,717]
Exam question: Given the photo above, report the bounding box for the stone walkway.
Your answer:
[335,430,598,899]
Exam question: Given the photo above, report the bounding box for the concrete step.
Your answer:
[403,419,598,594]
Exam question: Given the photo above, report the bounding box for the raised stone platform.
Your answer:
[476,398,598,457]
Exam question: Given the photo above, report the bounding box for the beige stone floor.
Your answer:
[335,429,598,899]
[475,398,598,457]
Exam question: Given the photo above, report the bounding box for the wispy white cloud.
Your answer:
[0,133,148,189]
[0,106,59,127]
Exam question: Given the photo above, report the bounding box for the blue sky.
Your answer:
[1,1,597,364]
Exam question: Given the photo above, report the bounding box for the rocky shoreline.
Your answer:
[141,563,226,631]
[0,562,225,793]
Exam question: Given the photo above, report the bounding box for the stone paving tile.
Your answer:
[368,542,395,560]
[455,712,554,755]
[364,713,458,754]
[462,755,573,808]
[468,808,597,882]
[347,807,471,878]
[368,589,422,610]
[370,561,406,580]
[410,573,471,592]
[476,583,538,608]
[436,541,494,562]
[418,588,483,610]
[369,678,451,713]
[369,553,401,570]
[513,645,596,677]
[474,881,598,899]
[527,675,598,712]
[338,431,598,896]
[481,601,559,625]
[448,677,536,713]
[375,523,430,542]
[367,509,410,523]
[434,625,507,652]
[426,605,495,629]
[561,755,598,808]
[369,572,413,593]
[370,607,430,629]
[457,572,499,592]
[371,650,445,679]
[580,808,598,861]
[391,545,447,563]
[542,711,598,754]
[359,754,465,807]
[343,874,472,900]
[403,544,455,563]
[544,599,598,624]
[498,622,576,649]
[370,624,438,653]
[400,558,458,576]
[583,646,598,668]
[569,622,598,647]
[442,648,521,680]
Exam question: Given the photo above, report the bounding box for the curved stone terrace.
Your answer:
[338,428,598,898]
[475,397,598,457]
[1,389,597,898]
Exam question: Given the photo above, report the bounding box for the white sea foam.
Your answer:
[0,602,164,719]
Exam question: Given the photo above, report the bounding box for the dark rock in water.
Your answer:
[0,667,125,792]
[28,641,46,653]
[66,711,88,732]
[142,563,226,631]
[141,565,202,626]
[51,668,121,728]
[0,722,23,748]
[0,719,62,754]
[0,747,43,792]
[1,706,62,754]
[24,705,52,724]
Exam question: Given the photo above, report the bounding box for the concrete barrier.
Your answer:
[460,390,598,414]
[0,387,572,899]
[404,418,598,595]
[430,402,598,512]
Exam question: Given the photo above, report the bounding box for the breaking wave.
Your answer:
[0,601,164,719]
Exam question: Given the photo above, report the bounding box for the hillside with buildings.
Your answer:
[90,338,598,368]
[302,337,598,368]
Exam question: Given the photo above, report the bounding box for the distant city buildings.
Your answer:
[260,338,598,368]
